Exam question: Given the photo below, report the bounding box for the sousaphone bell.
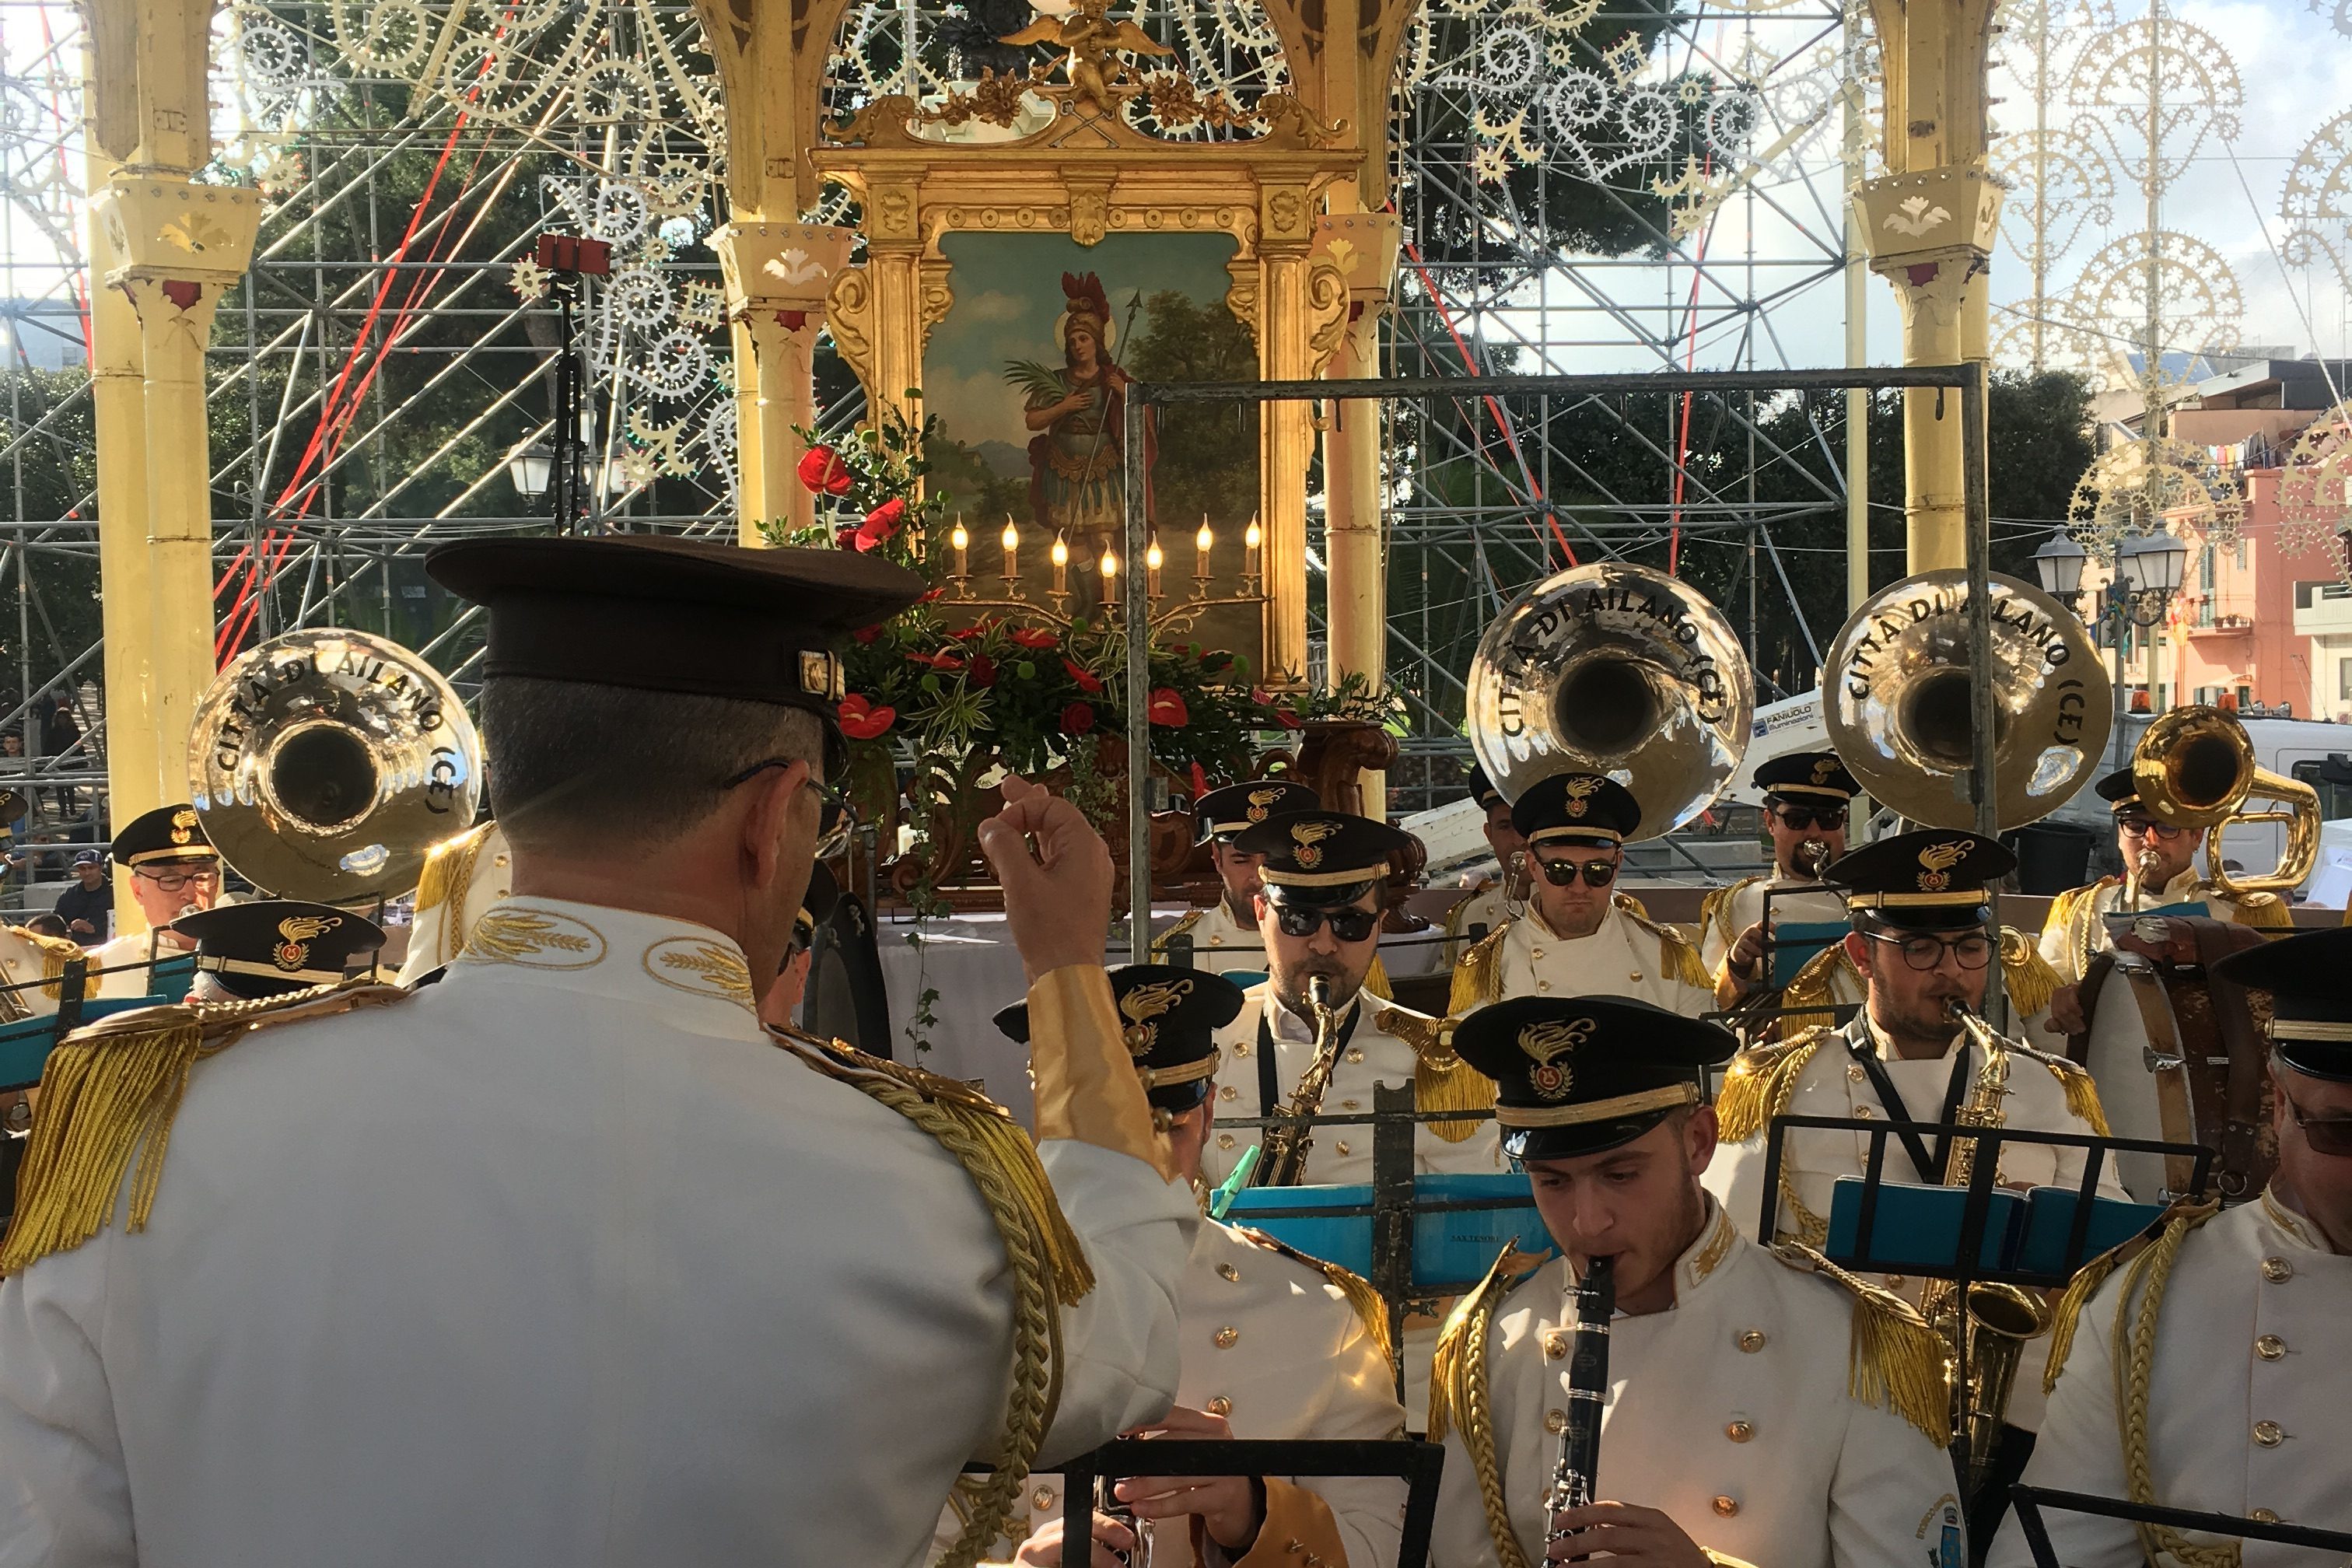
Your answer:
[189,628,484,902]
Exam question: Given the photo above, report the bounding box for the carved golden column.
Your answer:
[1861,0,2000,574]
[714,222,857,544]
[1258,179,1321,687]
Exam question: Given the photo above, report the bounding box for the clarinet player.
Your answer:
[1427,997,1964,1568]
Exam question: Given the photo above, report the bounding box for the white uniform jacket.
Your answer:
[2037,869,2291,988]
[1155,900,1273,978]
[1201,983,1504,1190]
[1429,1202,1965,1568]
[1704,1013,2126,1430]
[1442,879,1514,970]
[85,929,186,1000]
[941,1218,1409,1567]
[1450,900,1713,1020]
[0,898,1196,1568]
[1989,1192,2352,1568]
[1696,875,1847,985]
[397,819,513,984]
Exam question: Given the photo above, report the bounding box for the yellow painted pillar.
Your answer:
[1259,179,1321,687]
[1314,210,1402,820]
[1861,0,2000,576]
[715,222,857,544]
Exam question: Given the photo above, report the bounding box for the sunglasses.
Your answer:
[1870,931,1994,972]
[1774,807,1846,831]
[2116,817,2185,841]
[2280,1085,2352,1157]
[1272,904,1381,943]
[722,760,854,858]
[1535,854,1619,887]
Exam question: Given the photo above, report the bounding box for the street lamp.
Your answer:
[2031,532,2088,606]
[507,440,554,502]
[2038,527,2186,769]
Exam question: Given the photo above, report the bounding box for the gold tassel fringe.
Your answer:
[1,1011,207,1274]
[413,821,491,919]
[1240,1223,1397,1368]
[1380,1007,1496,1144]
[1430,1245,1542,1568]
[30,929,82,1001]
[1776,945,1849,1038]
[2235,892,2292,930]
[2044,1057,2111,1136]
[2042,1248,2126,1395]
[1999,929,2060,1019]
[1713,1032,1823,1145]
[1774,1242,1951,1447]
[1363,952,1394,1003]
[1450,924,1506,1016]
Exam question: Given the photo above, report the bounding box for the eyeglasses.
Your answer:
[2116,817,2185,841]
[2280,1085,2352,1157]
[721,758,853,858]
[1773,806,1846,831]
[134,866,221,894]
[1272,904,1381,943]
[1535,854,1619,887]
[1870,931,1994,971]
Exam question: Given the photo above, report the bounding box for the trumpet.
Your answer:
[1251,975,1340,1188]
[2131,705,2320,898]
[1794,838,1831,880]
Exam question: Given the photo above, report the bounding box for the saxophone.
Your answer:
[1927,1003,2053,1488]
[1250,975,1341,1188]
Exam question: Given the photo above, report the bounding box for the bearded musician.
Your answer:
[1449,773,1713,1020]
[1154,781,1321,978]
[2039,765,2291,1036]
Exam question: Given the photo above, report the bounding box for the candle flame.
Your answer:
[1244,518,1263,549]
[1196,520,1214,551]
[1100,548,1119,578]
[1146,539,1164,571]
[999,519,1019,551]
[1051,534,1069,566]
[950,521,969,550]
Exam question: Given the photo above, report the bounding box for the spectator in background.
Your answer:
[51,849,113,941]
[40,695,81,820]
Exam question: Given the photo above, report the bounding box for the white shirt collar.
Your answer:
[451,895,761,1027]
[1264,985,1363,1041]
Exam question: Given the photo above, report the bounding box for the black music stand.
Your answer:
[2008,1486,2352,1566]
[1059,1437,1445,1568]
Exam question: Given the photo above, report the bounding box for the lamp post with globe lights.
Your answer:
[2035,528,2189,769]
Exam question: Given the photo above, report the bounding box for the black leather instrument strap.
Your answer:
[1849,1033,1972,1183]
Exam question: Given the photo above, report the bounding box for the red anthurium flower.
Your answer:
[854,495,908,551]
[796,446,854,496]
[1063,658,1104,694]
[1147,688,1189,726]
[908,649,964,672]
[1010,627,1058,650]
[919,587,945,604]
[1059,702,1096,736]
[967,653,998,688]
[1189,762,1209,797]
[834,525,859,550]
[836,694,897,740]
[1274,708,1302,730]
[950,625,987,642]
[852,625,881,645]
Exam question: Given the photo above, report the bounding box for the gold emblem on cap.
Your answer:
[1916,840,1965,893]
[1245,786,1283,823]
[1518,1016,1594,1101]
[1560,775,1599,818]
[1290,818,1339,869]
[799,649,843,700]
[170,807,199,846]
[273,913,341,971]
[1118,976,1194,1057]
[1811,758,1840,785]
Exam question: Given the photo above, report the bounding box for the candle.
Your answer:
[1244,515,1262,577]
[949,518,969,577]
[999,517,1018,582]
[1195,517,1213,580]
[1146,534,1163,599]
[1099,545,1119,607]
[1051,532,1069,594]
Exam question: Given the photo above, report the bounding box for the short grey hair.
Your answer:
[481,676,823,855]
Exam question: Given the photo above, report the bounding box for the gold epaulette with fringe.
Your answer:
[1150,907,1206,954]
[1778,943,1853,1036]
[1697,881,1736,955]
[1713,1027,1829,1144]
[413,820,495,918]
[20,928,85,1001]
[1444,880,1496,943]
[1430,1243,1548,1568]
[2003,1031,2111,1132]
[1611,889,1653,922]
[1235,1223,1396,1367]
[2050,878,2119,979]
[2000,928,2061,1019]
[1621,904,1710,990]
[2038,1197,2215,1395]
[772,1027,1096,1307]
[1450,921,1508,1016]
[0,979,410,1276]
[1364,951,1394,1002]
[1769,1241,1952,1447]
[2231,891,2294,930]
[1377,1005,1496,1144]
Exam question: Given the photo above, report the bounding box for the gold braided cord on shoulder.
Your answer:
[2058,879,2119,980]
[1429,1244,1544,1568]
[775,1032,1082,1568]
[1236,1223,1395,1368]
[1150,908,1206,953]
[2112,1203,2235,1568]
[1444,882,1493,943]
[1377,1006,1496,1145]
[0,981,408,1276]
[1776,944,1850,1037]
[2231,892,2293,931]
[1713,1029,1826,1144]
[1450,922,1508,1016]
[1699,880,1748,956]
[2039,1199,2212,1396]
[1999,929,2061,1019]
[1770,1242,1952,1447]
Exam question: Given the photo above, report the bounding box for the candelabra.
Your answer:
[937,513,1266,637]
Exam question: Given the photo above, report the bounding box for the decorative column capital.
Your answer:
[91,177,261,336]
[1311,211,1402,307]
[712,221,857,348]
[1860,166,2003,337]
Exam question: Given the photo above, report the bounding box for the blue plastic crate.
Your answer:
[1825,1176,2021,1272]
[1222,1174,1547,1290]
[2014,1186,2167,1276]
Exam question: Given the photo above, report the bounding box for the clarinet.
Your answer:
[1542,1254,1614,1554]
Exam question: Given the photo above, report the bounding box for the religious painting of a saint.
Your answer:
[920,233,1262,666]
